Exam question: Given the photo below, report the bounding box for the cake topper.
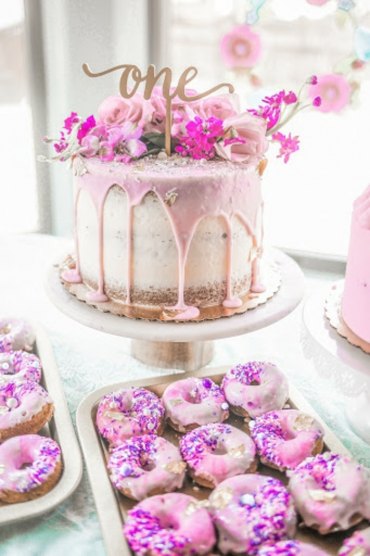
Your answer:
[82,63,235,155]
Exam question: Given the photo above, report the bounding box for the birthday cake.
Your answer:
[46,63,312,321]
[342,185,370,343]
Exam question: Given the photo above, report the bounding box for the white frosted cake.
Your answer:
[48,85,284,321]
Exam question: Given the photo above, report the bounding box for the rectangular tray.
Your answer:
[76,366,353,556]
[0,323,83,525]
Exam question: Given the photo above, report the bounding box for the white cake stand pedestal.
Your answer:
[46,248,304,371]
[303,287,370,444]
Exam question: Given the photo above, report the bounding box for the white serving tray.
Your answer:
[0,323,83,525]
[76,366,352,556]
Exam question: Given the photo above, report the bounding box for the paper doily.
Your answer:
[324,280,370,354]
[59,254,281,323]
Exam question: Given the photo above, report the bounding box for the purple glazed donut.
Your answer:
[0,319,35,353]
[179,423,256,488]
[209,474,296,555]
[339,528,370,556]
[288,453,370,534]
[257,540,329,556]
[0,381,54,441]
[96,387,165,445]
[162,377,229,432]
[0,351,42,385]
[124,492,216,555]
[221,361,289,419]
[249,410,324,471]
[108,434,186,501]
[0,434,62,503]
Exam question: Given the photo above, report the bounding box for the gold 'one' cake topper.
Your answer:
[82,63,235,156]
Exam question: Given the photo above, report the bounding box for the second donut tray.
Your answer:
[76,365,358,556]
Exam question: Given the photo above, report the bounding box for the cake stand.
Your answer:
[303,285,370,444]
[46,248,304,371]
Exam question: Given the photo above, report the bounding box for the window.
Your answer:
[0,0,38,233]
[166,0,370,257]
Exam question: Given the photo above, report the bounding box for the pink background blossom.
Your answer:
[309,74,351,113]
[220,25,262,69]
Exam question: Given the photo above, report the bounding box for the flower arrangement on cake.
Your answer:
[44,65,321,322]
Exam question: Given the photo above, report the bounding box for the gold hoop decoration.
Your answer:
[82,63,235,156]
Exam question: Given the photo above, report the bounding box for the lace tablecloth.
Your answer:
[0,234,369,556]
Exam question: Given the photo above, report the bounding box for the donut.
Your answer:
[221,361,289,420]
[96,387,165,445]
[162,377,229,432]
[179,423,256,488]
[209,474,296,555]
[108,434,186,501]
[0,319,35,353]
[249,410,324,471]
[257,540,329,556]
[288,453,370,534]
[0,434,62,502]
[123,492,216,555]
[0,351,42,385]
[339,527,370,556]
[0,381,54,442]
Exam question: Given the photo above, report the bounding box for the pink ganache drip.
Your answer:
[342,185,370,342]
[63,156,264,320]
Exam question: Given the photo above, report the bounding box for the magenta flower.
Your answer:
[308,74,351,113]
[308,75,318,85]
[175,117,224,160]
[77,115,97,143]
[313,96,322,107]
[272,132,300,163]
[220,25,262,69]
[283,91,298,105]
[248,90,285,130]
[63,112,79,134]
[99,122,147,163]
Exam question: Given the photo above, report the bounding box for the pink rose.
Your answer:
[144,87,167,133]
[170,91,200,136]
[198,94,239,121]
[216,112,268,163]
[220,25,261,69]
[308,73,351,113]
[98,94,153,128]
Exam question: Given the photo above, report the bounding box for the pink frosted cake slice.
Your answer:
[342,185,370,342]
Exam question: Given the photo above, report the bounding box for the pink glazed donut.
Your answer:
[250,410,324,471]
[339,528,370,556]
[0,381,54,442]
[108,434,186,501]
[96,387,165,445]
[288,453,370,534]
[162,377,229,432]
[0,434,62,503]
[209,474,296,555]
[124,492,216,555]
[0,319,35,353]
[257,540,329,556]
[179,423,257,488]
[0,351,42,385]
[221,361,289,420]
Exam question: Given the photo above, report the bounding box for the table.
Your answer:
[0,233,369,556]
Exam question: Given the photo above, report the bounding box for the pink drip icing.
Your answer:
[222,214,243,309]
[61,268,82,284]
[251,255,266,293]
[86,289,108,302]
[73,158,263,318]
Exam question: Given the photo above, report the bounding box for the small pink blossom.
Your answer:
[308,75,318,85]
[272,132,300,163]
[77,115,96,143]
[313,96,322,107]
[220,25,261,69]
[306,0,330,4]
[175,117,224,160]
[80,134,100,157]
[308,74,351,113]
[217,112,268,163]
